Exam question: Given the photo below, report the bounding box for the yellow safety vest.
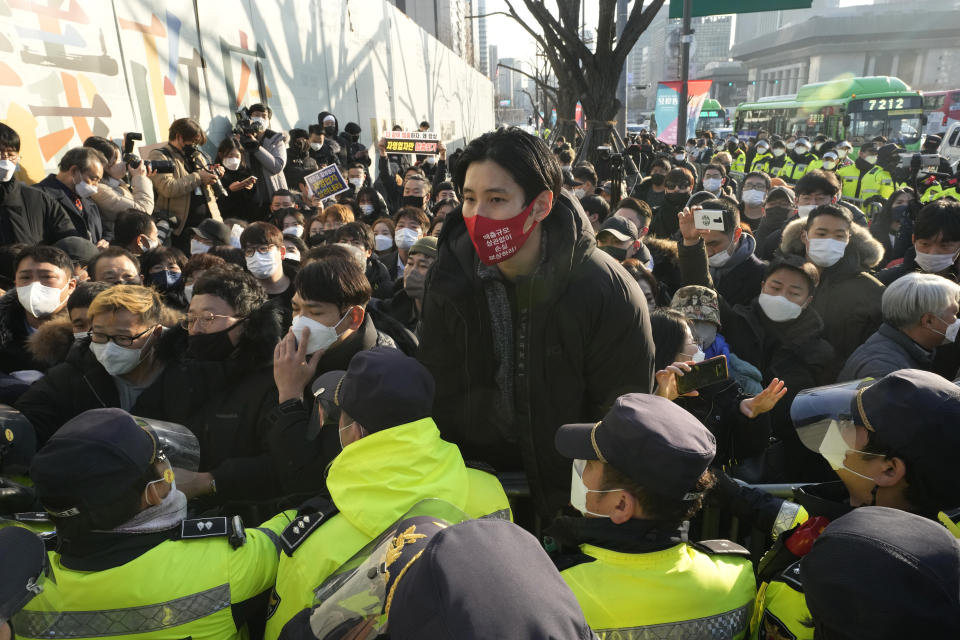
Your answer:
[778,153,817,184]
[836,163,866,199]
[750,152,773,174]
[731,150,747,174]
[562,540,756,639]
[860,166,899,201]
[13,511,293,639]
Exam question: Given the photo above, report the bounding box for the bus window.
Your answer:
[849,111,922,147]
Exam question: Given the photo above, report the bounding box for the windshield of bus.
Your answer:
[847,97,923,147]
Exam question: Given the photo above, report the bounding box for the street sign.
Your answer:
[668,0,812,18]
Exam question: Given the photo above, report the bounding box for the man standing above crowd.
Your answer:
[419,127,654,522]
[35,147,109,246]
[239,103,288,212]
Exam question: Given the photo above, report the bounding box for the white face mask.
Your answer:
[837,149,850,159]
[73,331,88,341]
[931,315,960,345]
[756,147,770,155]
[796,204,816,220]
[709,246,733,268]
[573,188,586,199]
[140,235,160,252]
[17,281,68,317]
[0,159,17,182]
[190,239,210,255]
[375,234,393,252]
[310,142,323,151]
[690,346,705,363]
[75,180,98,198]
[283,224,304,238]
[349,177,364,190]
[290,308,352,355]
[864,155,878,165]
[795,146,809,155]
[703,178,722,193]
[773,148,785,157]
[806,237,848,268]
[786,142,796,150]
[251,116,268,129]
[914,250,958,274]
[822,160,837,171]
[360,204,375,215]
[675,154,686,162]
[758,292,804,322]
[395,227,420,251]
[742,189,766,206]
[569,459,622,518]
[222,157,241,171]
[89,331,155,377]
[245,248,280,279]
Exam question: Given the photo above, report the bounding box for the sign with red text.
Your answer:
[384,130,439,155]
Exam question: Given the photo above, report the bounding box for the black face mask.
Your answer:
[764,206,793,220]
[664,191,690,206]
[600,245,628,261]
[650,174,666,186]
[186,323,241,361]
[401,195,425,209]
[324,126,337,137]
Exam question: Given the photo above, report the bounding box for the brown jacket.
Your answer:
[148,143,221,234]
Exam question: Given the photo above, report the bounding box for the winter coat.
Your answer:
[837,322,936,382]
[678,233,767,308]
[148,143,222,236]
[25,315,74,370]
[645,236,682,302]
[720,298,836,481]
[0,179,76,247]
[365,255,393,300]
[90,175,154,225]
[630,177,665,211]
[242,129,288,207]
[0,290,64,375]
[418,194,655,518]
[15,327,224,446]
[216,167,259,222]
[758,202,868,262]
[649,198,685,239]
[34,174,107,244]
[780,218,885,373]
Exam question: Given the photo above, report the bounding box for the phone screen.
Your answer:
[676,355,729,395]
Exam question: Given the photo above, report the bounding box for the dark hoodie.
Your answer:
[0,289,62,375]
[418,194,655,518]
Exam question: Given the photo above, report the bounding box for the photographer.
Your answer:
[236,103,288,211]
[83,136,155,236]
[148,118,223,252]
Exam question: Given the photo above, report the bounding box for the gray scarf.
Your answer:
[107,489,188,535]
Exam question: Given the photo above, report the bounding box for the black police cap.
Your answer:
[312,347,435,434]
[801,506,960,638]
[556,393,715,501]
[0,527,47,624]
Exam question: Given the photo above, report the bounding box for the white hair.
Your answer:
[882,272,960,329]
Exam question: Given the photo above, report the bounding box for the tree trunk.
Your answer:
[552,89,579,144]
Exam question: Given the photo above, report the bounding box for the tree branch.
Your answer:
[613,0,667,67]
[497,63,559,98]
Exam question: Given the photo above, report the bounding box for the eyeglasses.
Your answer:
[242,245,277,258]
[88,326,155,347]
[0,150,18,161]
[664,183,687,190]
[179,312,242,330]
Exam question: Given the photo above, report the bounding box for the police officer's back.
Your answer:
[548,393,755,638]
[263,348,511,639]
[13,408,292,640]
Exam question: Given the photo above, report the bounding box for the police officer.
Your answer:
[860,143,905,204]
[0,527,48,640]
[549,393,755,637]
[836,141,878,201]
[15,408,292,640]
[728,138,747,176]
[801,507,960,639]
[749,139,773,174]
[749,369,960,640]
[779,137,817,185]
[834,140,854,168]
[263,347,511,640]
[767,139,789,177]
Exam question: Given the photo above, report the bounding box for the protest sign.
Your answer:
[304,164,350,200]
[384,130,440,155]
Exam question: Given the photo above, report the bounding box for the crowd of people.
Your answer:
[0,103,957,639]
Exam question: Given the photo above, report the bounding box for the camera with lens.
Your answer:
[233,107,265,140]
[122,132,174,173]
[183,144,227,200]
[598,145,624,170]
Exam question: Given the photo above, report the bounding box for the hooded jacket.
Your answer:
[780,218,885,372]
[0,179,77,247]
[678,233,767,307]
[15,327,225,446]
[243,128,288,207]
[25,315,74,370]
[263,418,511,639]
[418,194,655,518]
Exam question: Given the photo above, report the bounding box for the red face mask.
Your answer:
[463,199,539,266]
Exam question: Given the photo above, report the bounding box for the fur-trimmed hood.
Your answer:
[780,218,884,271]
[26,316,75,367]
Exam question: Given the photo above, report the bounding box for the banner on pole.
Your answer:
[654,80,712,146]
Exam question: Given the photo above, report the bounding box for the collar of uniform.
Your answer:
[792,481,856,521]
[57,527,178,571]
[546,515,687,555]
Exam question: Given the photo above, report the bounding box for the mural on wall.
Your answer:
[0,0,494,183]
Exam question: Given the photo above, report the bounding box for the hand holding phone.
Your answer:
[675,355,729,396]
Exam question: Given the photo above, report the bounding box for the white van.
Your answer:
[939,123,960,171]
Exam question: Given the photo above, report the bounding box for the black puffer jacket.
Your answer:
[418,194,655,518]
[0,290,58,375]
[15,327,224,446]
[0,179,76,246]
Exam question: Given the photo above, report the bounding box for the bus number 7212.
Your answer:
[867,98,905,111]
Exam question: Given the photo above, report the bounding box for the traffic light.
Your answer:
[727,81,734,86]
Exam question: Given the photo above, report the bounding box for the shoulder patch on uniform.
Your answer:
[280,506,339,557]
[179,517,229,540]
[691,539,752,559]
[779,559,805,592]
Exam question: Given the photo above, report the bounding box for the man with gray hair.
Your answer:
[35,146,109,246]
[838,272,960,381]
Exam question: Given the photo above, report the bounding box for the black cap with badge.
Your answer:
[555,393,716,501]
[312,347,435,434]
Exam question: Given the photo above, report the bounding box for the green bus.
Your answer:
[733,76,923,150]
[698,99,728,133]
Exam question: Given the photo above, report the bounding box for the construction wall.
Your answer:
[0,0,494,182]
